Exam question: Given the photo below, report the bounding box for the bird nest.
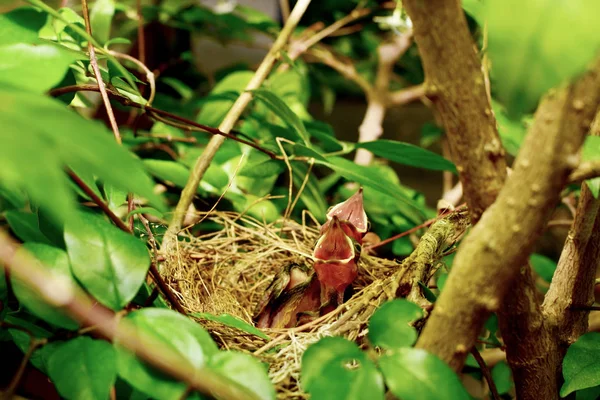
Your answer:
[161,209,469,399]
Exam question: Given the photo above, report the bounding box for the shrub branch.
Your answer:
[0,231,258,400]
[403,0,507,224]
[161,0,313,252]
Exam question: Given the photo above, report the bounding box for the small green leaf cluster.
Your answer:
[301,299,470,400]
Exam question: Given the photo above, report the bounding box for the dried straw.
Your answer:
[160,209,470,398]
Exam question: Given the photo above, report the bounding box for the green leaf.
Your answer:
[239,160,285,179]
[379,348,470,400]
[0,7,46,45]
[90,0,115,44]
[462,0,484,24]
[561,332,600,396]
[0,87,163,226]
[294,144,329,163]
[491,361,513,395]
[301,337,385,400]
[9,326,61,373]
[368,299,423,350]
[64,211,150,310]
[209,351,275,400]
[116,308,218,400]
[582,136,600,198]
[268,69,311,120]
[10,243,79,329]
[305,120,344,152]
[191,312,270,340]
[144,159,227,195]
[5,210,53,245]
[125,207,165,220]
[251,89,311,146]
[355,140,456,173]
[104,37,132,48]
[0,43,82,93]
[103,184,128,213]
[315,157,425,224]
[577,385,600,400]
[48,337,117,400]
[197,70,254,126]
[530,253,557,282]
[392,237,413,256]
[486,0,600,114]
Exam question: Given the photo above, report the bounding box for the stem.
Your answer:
[569,160,600,184]
[25,0,138,91]
[161,0,313,252]
[136,0,146,65]
[68,170,131,233]
[48,84,280,159]
[470,347,501,400]
[0,231,258,400]
[81,0,122,144]
[4,338,46,398]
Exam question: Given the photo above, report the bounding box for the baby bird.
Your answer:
[313,216,359,307]
[253,263,320,329]
[320,187,368,244]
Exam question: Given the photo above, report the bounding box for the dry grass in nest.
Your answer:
[161,211,407,398]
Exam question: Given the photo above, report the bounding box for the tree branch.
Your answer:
[355,33,414,166]
[0,230,258,400]
[81,0,122,144]
[569,160,600,184]
[161,0,313,252]
[415,57,600,375]
[403,0,508,223]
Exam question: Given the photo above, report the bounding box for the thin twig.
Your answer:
[136,0,146,65]
[470,347,502,400]
[569,160,600,184]
[68,170,131,233]
[279,0,290,22]
[570,305,600,312]
[365,204,468,251]
[161,0,314,252]
[138,213,188,316]
[81,0,122,144]
[48,84,281,160]
[0,231,258,400]
[4,338,46,398]
[109,50,155,105]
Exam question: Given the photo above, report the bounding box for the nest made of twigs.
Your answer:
[161,211,410,399]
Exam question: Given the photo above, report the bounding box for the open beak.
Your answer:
[313,216,355,263]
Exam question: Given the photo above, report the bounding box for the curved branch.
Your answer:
[161,0,313,252]
[0,231,258,400]
[415,58,600,374]
[569,160,600,184]
[403,0,507,223]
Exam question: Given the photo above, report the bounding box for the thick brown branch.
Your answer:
[0,231,257,400]
[415,61,600,372]
[569,160,600,184]
[403,0,507,223]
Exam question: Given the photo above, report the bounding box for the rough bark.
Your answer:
[403,0,507,223]
[415,73,599,370]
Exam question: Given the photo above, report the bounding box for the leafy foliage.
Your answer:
[1,0,599,398]
[561,333,600,397]
[64,211,151,310]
